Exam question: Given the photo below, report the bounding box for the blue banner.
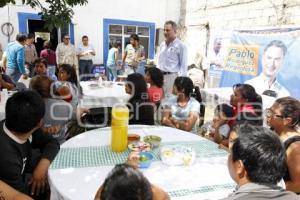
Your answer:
[220,28,300,100]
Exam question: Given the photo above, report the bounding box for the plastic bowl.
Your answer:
[128,134,140,144]
[138,152,154,168]
[144,135,161,148]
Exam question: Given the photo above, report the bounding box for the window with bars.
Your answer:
[108,24,150,59]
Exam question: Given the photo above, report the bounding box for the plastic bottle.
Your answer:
[111,102,129,152]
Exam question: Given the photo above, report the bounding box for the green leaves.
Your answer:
[0,0,88,30]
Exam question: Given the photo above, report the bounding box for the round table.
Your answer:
[48,125,234,200]
[80,81,130,108]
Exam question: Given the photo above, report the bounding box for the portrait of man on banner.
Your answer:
[245,40,290,97]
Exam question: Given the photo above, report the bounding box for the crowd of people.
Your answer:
[0,19,299,200]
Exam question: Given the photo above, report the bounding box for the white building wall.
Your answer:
[0,0,181,64]
[0,2,40,51]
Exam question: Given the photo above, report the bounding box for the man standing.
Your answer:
[77,35,95,81]
[24,33,38,77]
[122,34,145,75]
[158,20,187,97]
[5,33,28,82]
[246,40,290,97]
[56,34,77,69]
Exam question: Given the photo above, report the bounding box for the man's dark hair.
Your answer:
[5,91,45,133]
[27,33,35,39]
[146,67,164,88]
[264,40,287,56]
[231,123,287,185]
[164,20,177,31]
[82,35,88,40]
[130,34,139,42]
[16,33,27,43]
[34,58,48,68]
[101,164,153,200]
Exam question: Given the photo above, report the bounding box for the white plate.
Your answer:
[160,145,196,166]
[128,141,151,152]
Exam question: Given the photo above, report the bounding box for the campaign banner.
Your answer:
[220,28,300,100]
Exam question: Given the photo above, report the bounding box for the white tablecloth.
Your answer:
[80,81,130,108]
[48,125,234,200]
[201,87,276,110]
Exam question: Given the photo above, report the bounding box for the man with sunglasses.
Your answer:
[56,34,77,69]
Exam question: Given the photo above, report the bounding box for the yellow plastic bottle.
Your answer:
[111,103,129,152]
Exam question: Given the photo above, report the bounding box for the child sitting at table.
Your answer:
[56,64,81,110]
[202,103,234,146]
[94,153,170,200]
[144,67,164,104]
[161,77,201,133]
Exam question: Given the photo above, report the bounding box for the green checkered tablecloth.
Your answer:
[51,140,228,169]
[168,183,235,198]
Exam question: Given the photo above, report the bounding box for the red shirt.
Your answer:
[40,49,56,65]
[148,86,163,103]
[233,104,256,115]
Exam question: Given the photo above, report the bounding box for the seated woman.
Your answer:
[161,77,201,133]
[230,83,263,125]
[33,58,57,81]
[203,103,234,146]
[30,75,73,144]
[0,180,32,200]
[94,153,169,200]
[266,97,300,194]
[145,67,164,104]
[125,73,154,125]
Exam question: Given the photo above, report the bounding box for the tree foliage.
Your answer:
[0,0,88,30]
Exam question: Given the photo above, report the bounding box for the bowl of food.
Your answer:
[160,145,196,166]
[143,135,161,148]
[138,152,154,168]
[128,134,140,144]
[128,141,152,152]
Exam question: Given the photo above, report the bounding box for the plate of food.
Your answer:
[160,145,196,166]
[128,141,151,152]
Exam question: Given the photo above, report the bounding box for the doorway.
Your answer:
[28,19,58,56]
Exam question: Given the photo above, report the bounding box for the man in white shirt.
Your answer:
[205,38,225,88]
[246,40,290,98]
[56,34,77,69]
[158,20,187,97]
[77,35,95,81]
